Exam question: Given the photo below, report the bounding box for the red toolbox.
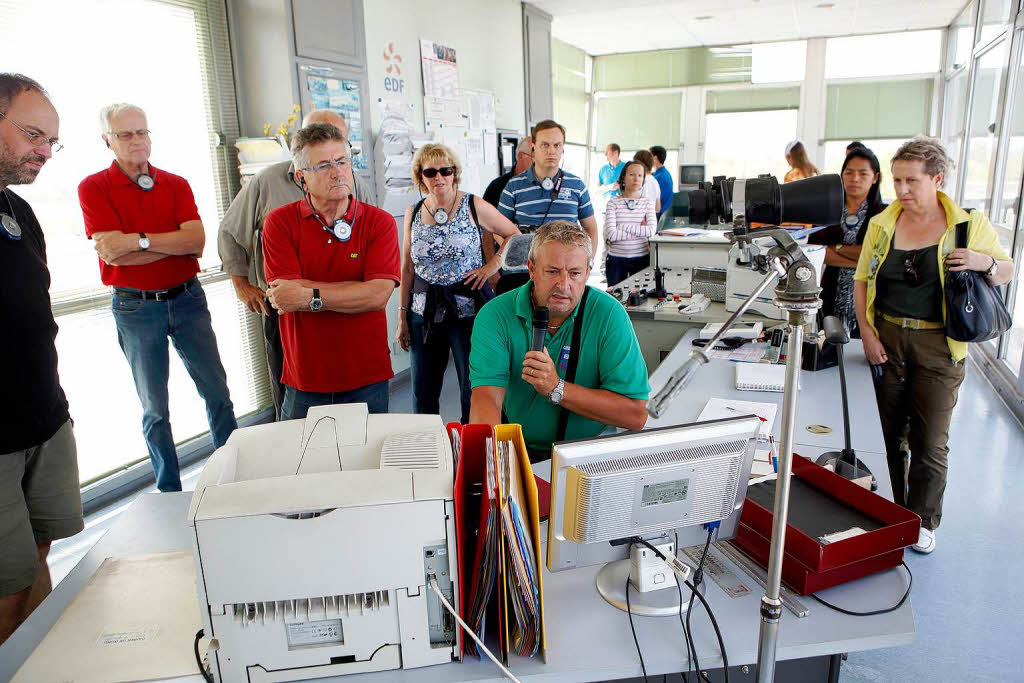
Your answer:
[731,455,921,595]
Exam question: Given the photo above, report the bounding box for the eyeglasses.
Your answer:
[0,111,63,153]
[903,252,920,286]
[106,129,151,141]
[304,157,352,173]
[421,166,455,179]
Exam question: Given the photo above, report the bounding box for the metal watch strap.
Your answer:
[549,378,565,404]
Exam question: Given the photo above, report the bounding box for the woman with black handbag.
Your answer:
[853,137,1013,555]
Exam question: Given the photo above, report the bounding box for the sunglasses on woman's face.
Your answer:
[421,166,455,178]
[903,252,920,286]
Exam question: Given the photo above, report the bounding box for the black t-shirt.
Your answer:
[483,170,515,208]
[0,188,70,453]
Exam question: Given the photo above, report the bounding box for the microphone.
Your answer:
[647,351,709,419]
[531,306,549,352]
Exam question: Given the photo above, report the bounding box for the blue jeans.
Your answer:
[409,313,473,423]
[112,278,237,493]
[281,380,390,421]
[605,253,650,287]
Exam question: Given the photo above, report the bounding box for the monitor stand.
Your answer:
[595,558,704,617]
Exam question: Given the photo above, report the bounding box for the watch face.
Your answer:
[139,237,150,250]
[310,297,323,311]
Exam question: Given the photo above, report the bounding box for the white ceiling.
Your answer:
[529,0,967,55]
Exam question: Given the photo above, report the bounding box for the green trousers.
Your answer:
[874,318,966,531]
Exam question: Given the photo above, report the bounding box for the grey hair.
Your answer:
[892,136,953,186]
[516,137,532,157]
[291,122,350,169]
[528,220,593,264]
[303,109,346,128]
[0,73,48,111]
[99,103,146,133]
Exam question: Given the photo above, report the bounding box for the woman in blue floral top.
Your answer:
[396,144,520,421]
[809,146,886,337]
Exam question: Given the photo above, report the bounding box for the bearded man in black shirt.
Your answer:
[0,73,83,644]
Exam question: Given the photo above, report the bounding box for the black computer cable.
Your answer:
[811,562,913,616]
[631,533,728,683]
[194,628,214,683]
[625,575,650,682]
[684,531,713,683]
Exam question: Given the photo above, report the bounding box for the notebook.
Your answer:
[735,363,800,392]
[697,398,777,442]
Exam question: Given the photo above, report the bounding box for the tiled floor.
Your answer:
[47,357,1024,682]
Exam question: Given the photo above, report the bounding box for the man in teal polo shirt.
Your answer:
[469,220,649,460]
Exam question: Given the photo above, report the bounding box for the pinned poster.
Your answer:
[304,72,367,170]
[420,39,460,100]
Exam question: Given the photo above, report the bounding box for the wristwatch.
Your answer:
[309,288,324,312]
[986,256,999,278]
[548,378,565,405]
[138,232,150,251]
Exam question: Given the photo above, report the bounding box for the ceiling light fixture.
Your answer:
[694,15,713,21]
[814,2,835,7]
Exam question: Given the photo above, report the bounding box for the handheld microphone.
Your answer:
[531,306,549,352]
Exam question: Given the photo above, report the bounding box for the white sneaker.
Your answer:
[912,527,936,554]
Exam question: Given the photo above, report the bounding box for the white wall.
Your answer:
[361,0,526,135]
[228,0,294,138]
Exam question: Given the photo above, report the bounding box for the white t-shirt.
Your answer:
[642,175,660,208]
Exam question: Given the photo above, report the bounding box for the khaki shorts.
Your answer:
[0,420,84,595]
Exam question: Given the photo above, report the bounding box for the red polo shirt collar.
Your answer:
[299,194,358,223]
[107,160,159,187]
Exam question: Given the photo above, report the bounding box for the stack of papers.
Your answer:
[497,440,540,656]
[697,398,777,442]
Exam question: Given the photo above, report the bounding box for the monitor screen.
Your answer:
[679,164,705,186]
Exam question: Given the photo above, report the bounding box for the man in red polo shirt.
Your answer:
[77,103,236,492]
[263,123,399,419]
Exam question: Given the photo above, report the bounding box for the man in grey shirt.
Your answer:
[218,109,372,417]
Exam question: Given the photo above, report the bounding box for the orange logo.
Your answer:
[384,43,402,76]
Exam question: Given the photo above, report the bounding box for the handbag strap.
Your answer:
[555,287,590,443]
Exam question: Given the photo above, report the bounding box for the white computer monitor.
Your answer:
[546,416,762,615]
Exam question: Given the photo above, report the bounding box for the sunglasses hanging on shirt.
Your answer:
[0,190,22,241]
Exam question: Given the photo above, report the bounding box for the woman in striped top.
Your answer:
[604,160,657,286]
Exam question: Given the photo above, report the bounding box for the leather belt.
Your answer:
[880,312,945,330]
[114,277,195,301]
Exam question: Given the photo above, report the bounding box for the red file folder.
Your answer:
[449,423,547,664]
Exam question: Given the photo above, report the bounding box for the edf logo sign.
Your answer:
[383,42,405,94]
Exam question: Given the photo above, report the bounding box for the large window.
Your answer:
[1,0,266,486]
[703,109,798,181]
[962,40,1010,223]
[824,31,943,79]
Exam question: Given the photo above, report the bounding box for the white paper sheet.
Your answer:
[13,552,203,683]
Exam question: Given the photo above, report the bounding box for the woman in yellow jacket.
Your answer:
[853,137,1013,554]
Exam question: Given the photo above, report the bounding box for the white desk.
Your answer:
[1,333,913,683]
[648,329,888,496]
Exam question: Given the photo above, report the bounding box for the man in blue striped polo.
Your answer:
[496,119,597,293]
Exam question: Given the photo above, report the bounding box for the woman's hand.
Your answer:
[862,332,888,365]
[947,248,994,272]
[463,260,500,290]
[396,315,411,351]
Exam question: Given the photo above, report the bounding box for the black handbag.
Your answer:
[943,217,1011,343]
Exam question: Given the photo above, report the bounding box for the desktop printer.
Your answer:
[187,404,460,682]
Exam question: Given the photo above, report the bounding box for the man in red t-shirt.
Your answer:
[263,123,400,419]
[77,103,236,492]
